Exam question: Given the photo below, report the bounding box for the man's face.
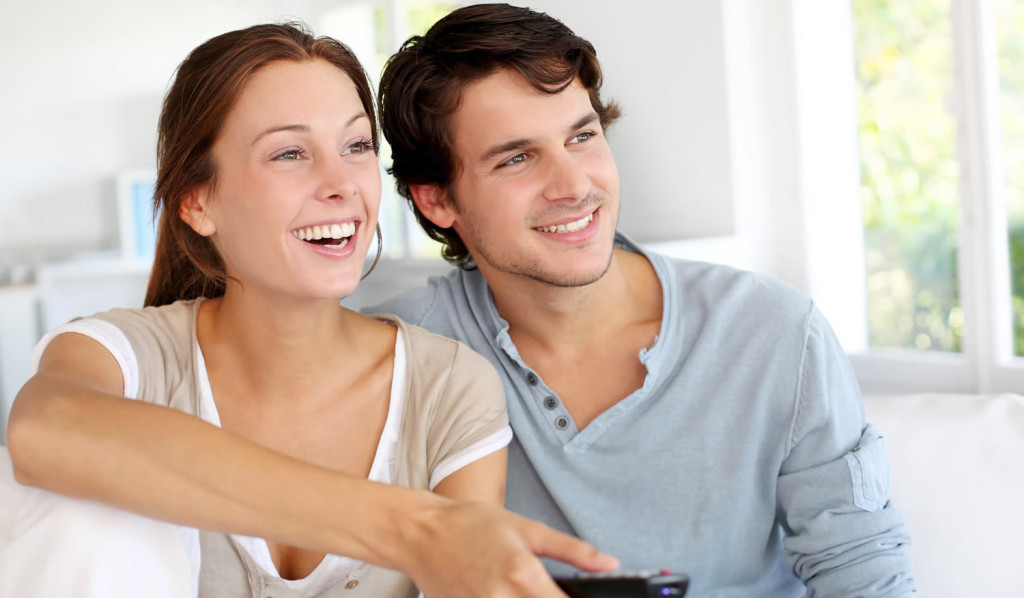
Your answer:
[442,69,620,288]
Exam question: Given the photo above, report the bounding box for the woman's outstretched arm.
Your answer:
[7,332,616,597]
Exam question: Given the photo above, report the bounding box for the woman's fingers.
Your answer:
[405,501,617,598]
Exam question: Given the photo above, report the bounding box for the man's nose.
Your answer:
[541,150,589,203]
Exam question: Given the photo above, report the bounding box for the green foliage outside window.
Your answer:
[372,1,455,259]
[852,0,963,352]
[854,0,1024,356]
[374,0,454,71]
[995,0,1024,356]
[1011,226,1024,355]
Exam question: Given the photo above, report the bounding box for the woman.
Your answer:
[1,22,615,597]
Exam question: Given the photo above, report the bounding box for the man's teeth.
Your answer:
[536,213,593,234]
[291,222,356,243]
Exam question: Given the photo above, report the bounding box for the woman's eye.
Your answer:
[273,148,303,160]
[345,140,375,155]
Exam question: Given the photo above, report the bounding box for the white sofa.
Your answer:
[2,393,1022,594]
[862,392,1024,597]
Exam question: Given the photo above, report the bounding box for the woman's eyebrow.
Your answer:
[249,113,368,146]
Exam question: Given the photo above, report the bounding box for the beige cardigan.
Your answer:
[94,299,509,597]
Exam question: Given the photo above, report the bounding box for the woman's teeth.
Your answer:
[291,222,356,246]
[535,213,593,234]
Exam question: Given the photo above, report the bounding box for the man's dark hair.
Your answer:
[378,3,621,269]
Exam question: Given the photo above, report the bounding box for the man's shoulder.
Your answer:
[618,233,805,309]
[644,250,815,333]
[652,251,807,304]
[381,314,493,374]
[364,281,441,325]
[362,266,484,335]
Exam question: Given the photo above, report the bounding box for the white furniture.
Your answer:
[0,257,151,441]
[863,392,1024,597]
[0,446,16,552]
[0,285,39,445]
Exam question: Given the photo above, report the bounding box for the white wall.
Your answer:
[509,1,864,346]
[512,0,856,296]
[0,0,395,275]
[521,0,737,244]
[0,0,385,439]
[0,0,815,280]
[0,0,864,431]
[0,0,846,282]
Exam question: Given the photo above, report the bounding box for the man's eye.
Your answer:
[274,148,303,160]
[570,132,593,144]
[501,153,527,167]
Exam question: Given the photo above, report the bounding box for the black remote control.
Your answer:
[553,570,689,598]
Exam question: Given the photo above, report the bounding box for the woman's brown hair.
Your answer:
[145,22,378,307]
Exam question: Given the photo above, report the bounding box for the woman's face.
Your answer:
[187,58,381,302]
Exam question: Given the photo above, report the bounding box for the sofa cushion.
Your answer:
[863,393,1024,597]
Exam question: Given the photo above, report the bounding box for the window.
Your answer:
[993,0,1024,356]
[852,0,962,353]
[319,0,454,260]
[374,0,456,259]
[845,0,1024,392]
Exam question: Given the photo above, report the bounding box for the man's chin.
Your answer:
[527,252,616,288]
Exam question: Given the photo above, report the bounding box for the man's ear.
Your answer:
[409,184,457,229]
[179,187,217,237]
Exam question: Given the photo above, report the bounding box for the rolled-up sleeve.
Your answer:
[777,307,916,596]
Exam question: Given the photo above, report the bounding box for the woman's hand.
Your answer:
[398,499,618,598]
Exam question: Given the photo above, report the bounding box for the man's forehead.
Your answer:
[450,70,592,153]
[458,69,586,113]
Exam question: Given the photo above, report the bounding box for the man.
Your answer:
[371,3,917,596]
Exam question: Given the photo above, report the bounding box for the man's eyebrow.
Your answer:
[569,112,600,133]
[479,137,534,164]
[250,113,368,146]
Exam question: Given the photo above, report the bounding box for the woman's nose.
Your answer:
[315,154,358,202]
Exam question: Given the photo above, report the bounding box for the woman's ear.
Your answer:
[409,184,457,229]
[179,187,216,237]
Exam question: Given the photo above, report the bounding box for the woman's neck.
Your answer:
[197,291,359,404]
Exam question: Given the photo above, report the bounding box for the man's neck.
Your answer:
[489,248,661,351]
[488,248,663,429]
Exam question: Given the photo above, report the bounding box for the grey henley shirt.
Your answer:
[367,233,915,597]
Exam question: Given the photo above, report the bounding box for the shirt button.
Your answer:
[543,396,558,410]
[345,580,359,590]
[526,372,539,385]
[555,416,569,430]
